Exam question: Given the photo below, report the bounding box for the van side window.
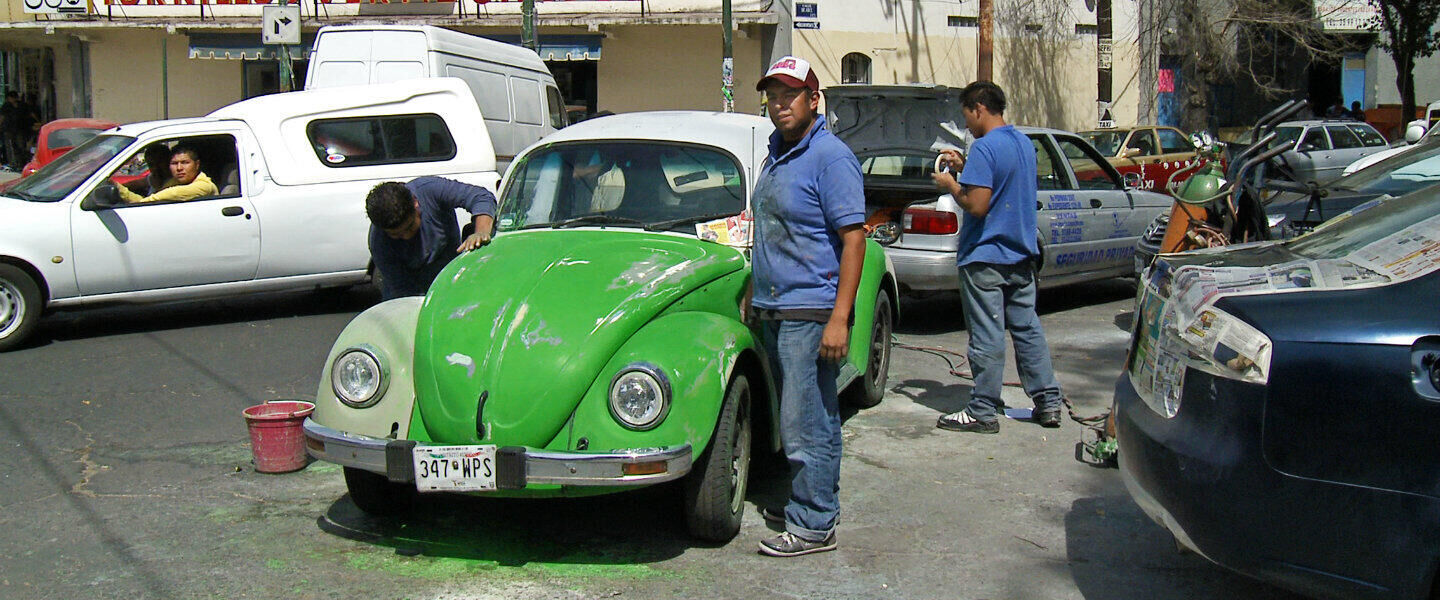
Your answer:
[546,86,566,128]
[447,65,511,122]
[512,76,543,126]
[307,113,457,168]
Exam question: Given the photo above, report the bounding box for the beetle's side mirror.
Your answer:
[81,181,121,211]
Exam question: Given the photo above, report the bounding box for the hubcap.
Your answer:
[868,307,891,387]
[0,279,22,338]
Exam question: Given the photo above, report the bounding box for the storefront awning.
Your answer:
[188,32,314,61]
[483,34,602,61]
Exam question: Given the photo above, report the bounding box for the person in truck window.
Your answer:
[117,145,218,204]
[365,176,497,301]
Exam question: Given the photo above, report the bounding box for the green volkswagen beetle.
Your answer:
[303,111,898,542]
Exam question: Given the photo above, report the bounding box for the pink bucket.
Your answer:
[242,401,316,473]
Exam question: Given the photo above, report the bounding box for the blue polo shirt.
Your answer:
[956,124,1039,266]
[751,114,866,311]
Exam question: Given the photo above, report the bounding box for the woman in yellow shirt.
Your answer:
[118,145,218,204]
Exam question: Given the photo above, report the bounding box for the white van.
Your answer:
[305,24,567,169]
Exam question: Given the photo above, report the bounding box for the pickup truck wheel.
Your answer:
[343,467,416,516]
[842,291,892,408]
[0,263,41,352]
[683,373,752,542]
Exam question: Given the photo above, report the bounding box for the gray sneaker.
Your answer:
[758,531,837,557]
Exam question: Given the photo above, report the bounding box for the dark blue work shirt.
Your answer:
[368,176,497,300]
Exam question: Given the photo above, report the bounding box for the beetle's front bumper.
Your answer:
[303,418,693,489]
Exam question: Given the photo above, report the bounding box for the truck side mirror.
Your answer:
[81,181,121,210]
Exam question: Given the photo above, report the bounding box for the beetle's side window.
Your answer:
[307,113,456,167]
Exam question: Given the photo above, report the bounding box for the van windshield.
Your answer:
[497,141,746,233]
[3,135,135,202]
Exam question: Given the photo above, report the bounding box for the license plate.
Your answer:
[412,445,497,492]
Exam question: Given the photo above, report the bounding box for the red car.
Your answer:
[20,118,119,177]
[1079,126,1209,192]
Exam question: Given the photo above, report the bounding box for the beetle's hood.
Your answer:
[413,229,747,446]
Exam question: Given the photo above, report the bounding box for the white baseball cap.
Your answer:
[756,56,820,93]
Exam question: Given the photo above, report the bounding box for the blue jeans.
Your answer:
[761,319,841,542]
[957,261,1063,421]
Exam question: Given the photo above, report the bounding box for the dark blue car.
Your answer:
[1115,187,1440,599]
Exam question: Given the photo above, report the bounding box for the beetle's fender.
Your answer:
[567,311,761,458]
[312,296,423,440]
[846,240,897,369]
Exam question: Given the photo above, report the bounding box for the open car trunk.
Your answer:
[826,84,968,243]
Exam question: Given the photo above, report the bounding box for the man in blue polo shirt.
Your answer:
[366,176,497,300]
[746,55,866,557]
[931,80,1064,434]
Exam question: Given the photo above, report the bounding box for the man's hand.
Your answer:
[931,149,965,195]
[820,319,850,362]
[457,214,496,253]
[457,231,491,252]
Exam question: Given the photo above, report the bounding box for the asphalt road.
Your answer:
[0,280,1308,600]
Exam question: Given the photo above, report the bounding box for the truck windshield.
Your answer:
[3,134,135,202]
[497,141,746,233]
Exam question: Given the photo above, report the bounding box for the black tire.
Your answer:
[683,373,752,542]
[842,291,892,409]
[0,263,42,352]
[343,467,416,516]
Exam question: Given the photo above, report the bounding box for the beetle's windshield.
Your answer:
[497,141,746,233]
[1289,184,1440,259]
[4,134,135,202]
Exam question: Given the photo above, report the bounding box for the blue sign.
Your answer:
[796,3,817,18]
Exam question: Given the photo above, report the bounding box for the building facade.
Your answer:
[0,0,1145,134]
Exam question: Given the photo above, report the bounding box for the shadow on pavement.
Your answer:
[24,286,378,348]
[896,278,1139,336]
[1065,495,1307,600]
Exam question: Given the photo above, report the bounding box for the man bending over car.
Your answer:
[365,176,497,301]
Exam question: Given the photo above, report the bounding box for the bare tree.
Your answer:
[1368,0,1440,121]
[1158,0,1338,131]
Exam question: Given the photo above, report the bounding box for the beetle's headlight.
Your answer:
[331,346,389,408]
[609,363,670,430]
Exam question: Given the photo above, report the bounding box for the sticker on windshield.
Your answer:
[696,210,752,247]
[325,153,346,164]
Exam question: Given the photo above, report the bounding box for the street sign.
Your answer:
[262,6,301,46]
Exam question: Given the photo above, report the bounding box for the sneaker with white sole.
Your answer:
[760,506,784,525]
[936,410,999,434]
[758,531,837,557]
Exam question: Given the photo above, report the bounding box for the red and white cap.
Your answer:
[756,56,820,93]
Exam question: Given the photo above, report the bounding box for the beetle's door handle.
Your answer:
[221,206,244,217]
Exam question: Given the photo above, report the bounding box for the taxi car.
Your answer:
[1080,125,1202,191]
[302,111,899,542]
[824,84,1172,295]
[1117,187,1440,599]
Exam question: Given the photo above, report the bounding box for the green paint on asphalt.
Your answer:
[342,548,677,582]
[265,558,286,570]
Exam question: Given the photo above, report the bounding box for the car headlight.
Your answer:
[331,346,389,408]
[608,363,670,430]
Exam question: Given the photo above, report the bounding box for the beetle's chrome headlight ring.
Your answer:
[331,344,390,408]
[608,362,671,431]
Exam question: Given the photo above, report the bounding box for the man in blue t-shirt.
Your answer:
[366,176,497,300]
[930,81,1064,434]
[746,55,866,558]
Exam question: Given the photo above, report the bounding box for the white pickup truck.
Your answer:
[0,78,498,351]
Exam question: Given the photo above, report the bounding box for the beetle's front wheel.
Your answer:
[682,373,752,542]
[343,467,416,516]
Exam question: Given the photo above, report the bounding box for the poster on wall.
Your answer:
[25,0,87,14]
